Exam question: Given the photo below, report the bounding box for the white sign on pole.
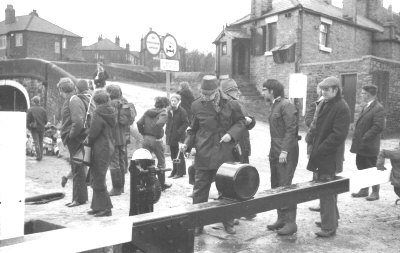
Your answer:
[145,31,161,56]
[289,73,308,116]
[160,59,180,72]
[163,34,178,58]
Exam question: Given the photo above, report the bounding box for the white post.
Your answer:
[0,112,26,240]
[166,71,171,99]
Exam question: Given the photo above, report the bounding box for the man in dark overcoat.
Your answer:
[307,76,351,237]
[26,96,48,161]
[181,75,245,235]
[350,84,385,201]
[166,93,189,178]
[262,79,299,236]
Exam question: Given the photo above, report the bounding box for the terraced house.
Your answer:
[214,0,400,131]
[0,5,82,61]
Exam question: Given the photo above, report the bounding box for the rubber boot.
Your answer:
[277,209,297,236]
[267,210,285,231]
[351,187,369,198]
[366,185,380,201]
[109,168,122,196]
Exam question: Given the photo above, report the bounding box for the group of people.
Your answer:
[26,67,396,238]
[57,71,134,217]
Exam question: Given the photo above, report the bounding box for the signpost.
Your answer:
[145,31,179,98]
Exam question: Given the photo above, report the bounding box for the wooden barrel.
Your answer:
[215,163,259,200]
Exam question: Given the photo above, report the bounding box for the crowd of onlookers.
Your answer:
[25,66,400,238]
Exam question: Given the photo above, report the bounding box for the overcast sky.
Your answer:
[1,0,399,54]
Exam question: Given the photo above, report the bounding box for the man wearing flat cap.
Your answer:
[59,77,92,207]
[350,84,385,201]
[181,75,246,235]
[307,76,351,237]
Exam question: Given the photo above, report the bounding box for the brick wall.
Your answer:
[301,12,373,63]
[82,49,128,64]
[300,56,400,133]
[26,32,82,61]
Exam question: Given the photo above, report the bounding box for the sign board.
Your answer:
[160,59,179,72]
[145,31,161,56]
[163,34,178,58]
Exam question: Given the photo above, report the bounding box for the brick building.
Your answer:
[214,0,400,131]
[0,5,83,61]
[83,36,135,64]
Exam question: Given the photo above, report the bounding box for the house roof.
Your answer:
[214,28,251,43]
[231,0,384,32]
[83,38,126,51]
[0,14,81,37]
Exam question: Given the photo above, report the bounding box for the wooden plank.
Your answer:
[0,177,349,253]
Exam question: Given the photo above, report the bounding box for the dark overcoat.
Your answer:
[88,103,117,191]
[350,99,385,157]
[165,105,189,146]
[307,95,351,175]
[185,91,245,171]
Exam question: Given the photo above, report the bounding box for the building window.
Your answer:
[0,35,6,49]
[267,22,277,51]
[62,38,67,49]
[15,33,23,47]
[319,17,332,52]
[55,41,60,53]
[221,42,227,55]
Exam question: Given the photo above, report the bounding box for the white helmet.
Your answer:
[131,148,153,161]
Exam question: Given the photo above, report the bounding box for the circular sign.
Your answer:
[145,31,161,56]
[163,34,178,58]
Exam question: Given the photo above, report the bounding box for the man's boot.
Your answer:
[109,169,122,196]
[277,209,297,236]
[351,188,369,198]
[267,210,285,231]
[366,185,380,201]
[223,219,236,235]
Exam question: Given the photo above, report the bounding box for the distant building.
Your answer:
[83,36,135,64]
[0,5,83,61]
[213,0,400,131]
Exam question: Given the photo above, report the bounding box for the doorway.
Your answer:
[341,74,357,122]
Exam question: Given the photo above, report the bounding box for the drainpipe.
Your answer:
[296,5,304,73]
[43,63,49,109]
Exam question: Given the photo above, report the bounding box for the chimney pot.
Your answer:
[5,4,16,25]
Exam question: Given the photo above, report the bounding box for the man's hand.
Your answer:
[279,151,288,163]
[220,133,232,143]
[245,116,252,125]
[179,143,187,152]
[376,154,386,171]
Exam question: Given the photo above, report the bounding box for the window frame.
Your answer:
[15,33,23,47]
[221,42,227,56]
[55,41,60,54]
[263,15,278,55]
[0,35,6,49]
[62,37,67,49]
[319,17,332,53]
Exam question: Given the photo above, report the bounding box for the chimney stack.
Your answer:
[262,0,273,14]
[29,10,38,17]
[115,36,120,46]
[126,43,130,51]
[5,5,16,24]
[98,35,103,42]
[343,0,357,22]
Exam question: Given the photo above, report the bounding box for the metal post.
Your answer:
[166,70,171,99]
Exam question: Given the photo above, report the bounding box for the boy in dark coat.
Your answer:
[87,90,117,217]
[166,93,189,178]
[58,77,89,207]
[307,76,351,237]
[26,96,48,161]
[137,97,171,190]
